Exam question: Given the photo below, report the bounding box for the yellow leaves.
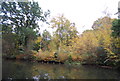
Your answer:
[58,52,68,62]
[31,50,38,57]
[31,16,118,64]
[49,51,54,57]
[35,37,42,44]
[104,47,118,61]
[113,37,120,48]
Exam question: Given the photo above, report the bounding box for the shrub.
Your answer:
[57,51,69,62]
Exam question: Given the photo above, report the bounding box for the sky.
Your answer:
[35,0,119,34]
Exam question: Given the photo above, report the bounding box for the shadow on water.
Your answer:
[2,59,120,79]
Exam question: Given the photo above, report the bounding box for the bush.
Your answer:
[57,51,69,62]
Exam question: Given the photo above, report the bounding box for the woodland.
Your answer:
[1,1,120,70]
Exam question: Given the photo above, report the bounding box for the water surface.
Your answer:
[2,59,120,79]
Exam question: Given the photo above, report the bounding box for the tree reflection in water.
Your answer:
[2,59,120,79]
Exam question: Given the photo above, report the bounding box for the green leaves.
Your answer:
[111,19,120,38]
[1,1,50,55]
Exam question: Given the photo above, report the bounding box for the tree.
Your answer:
[109,19,120,66]
[33,35,42,51]
[1,1,50,55]
[41,29,51,51]
[51,15,78,49]
[111,19,120,38]
[92,16,113,30]
[71,16,115,64]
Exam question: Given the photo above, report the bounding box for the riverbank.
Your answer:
[3,57,120,71]
[3,56,64,64]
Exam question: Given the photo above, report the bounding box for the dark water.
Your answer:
[2,59,120,79]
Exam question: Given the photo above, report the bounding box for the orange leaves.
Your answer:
[16,54,27,59]
[58,52,68,62]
